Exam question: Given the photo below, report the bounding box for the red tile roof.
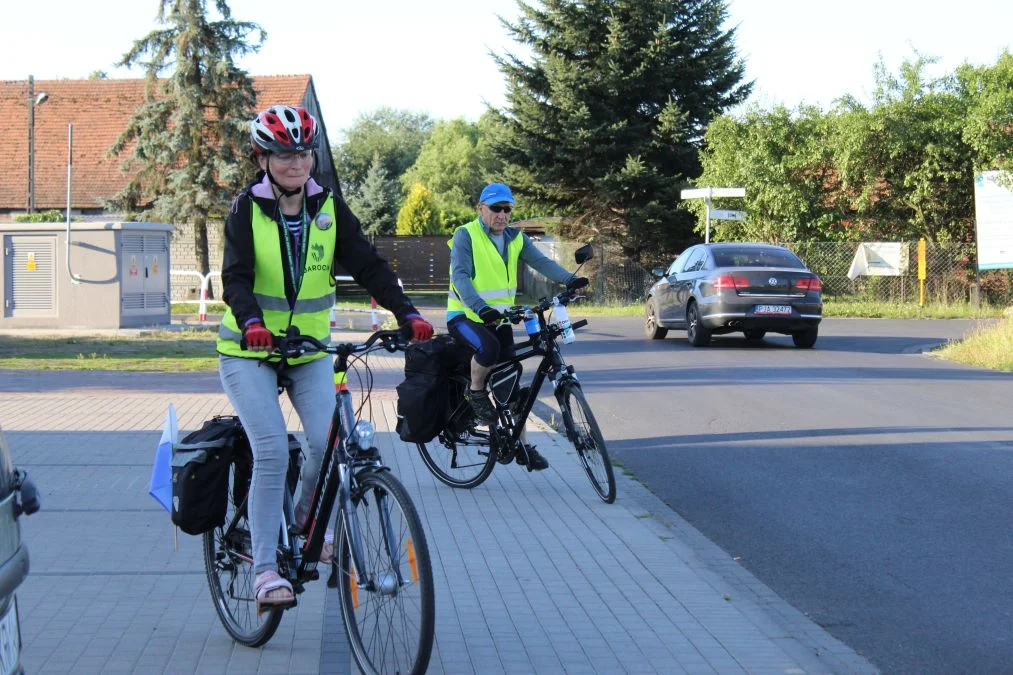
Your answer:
[0,75,312,212]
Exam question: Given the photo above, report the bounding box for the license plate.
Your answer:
[0,598,20,675]
[754,304,792,315]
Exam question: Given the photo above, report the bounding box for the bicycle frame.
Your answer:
[270,337,403,592]
[486,310,589,448]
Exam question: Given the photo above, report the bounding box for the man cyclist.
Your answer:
[447,182,587,471]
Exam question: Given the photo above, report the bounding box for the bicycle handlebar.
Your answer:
[501,286,586,323]
[261,326,409,363]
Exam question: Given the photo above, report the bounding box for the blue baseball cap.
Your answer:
[478,182,515,205]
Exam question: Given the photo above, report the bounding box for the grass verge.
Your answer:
[933,318,1013,371]
[3,300,1005,372]
[0,330,218,372]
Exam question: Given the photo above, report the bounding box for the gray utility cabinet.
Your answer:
[0,221,171,329]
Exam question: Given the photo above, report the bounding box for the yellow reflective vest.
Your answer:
[217,197,337,364]
[447,219,523,322]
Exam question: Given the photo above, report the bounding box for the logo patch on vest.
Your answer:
[315,213,333,230]
[311,242,325,262]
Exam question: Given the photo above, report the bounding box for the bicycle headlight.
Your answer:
[352,420,375,447]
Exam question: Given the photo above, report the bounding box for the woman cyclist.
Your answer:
[216,104,433,612]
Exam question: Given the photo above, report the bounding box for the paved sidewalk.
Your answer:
[0,341,877,674]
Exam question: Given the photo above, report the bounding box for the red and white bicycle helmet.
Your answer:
[250,105,319,153]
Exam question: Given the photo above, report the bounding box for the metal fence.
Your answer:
[779,241,1013,306]
[175,235,1011,308]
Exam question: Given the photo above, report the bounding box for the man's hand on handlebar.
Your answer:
[567,276,590,291]
[478,306,504,327]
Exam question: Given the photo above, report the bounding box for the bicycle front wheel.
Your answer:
[336,469,435,675]
[558,382,617,503]
[203,462,283,647]
[416,431,497,489]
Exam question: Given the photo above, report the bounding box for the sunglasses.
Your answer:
[487,204,512,214]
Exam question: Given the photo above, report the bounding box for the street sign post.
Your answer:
[680,186,746,242]
[708,209,746,221]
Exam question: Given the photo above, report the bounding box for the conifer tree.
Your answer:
[396,183,440,235]
[491,0,750,261]
[347,154,398,236]
[108,0,265,284]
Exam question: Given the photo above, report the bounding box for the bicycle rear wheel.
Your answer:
[203,461,283,647]
[416,429,497,489]
[558,382,617,503]
[336,469,435,675]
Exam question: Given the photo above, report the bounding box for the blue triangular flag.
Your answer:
[149,403,177,512]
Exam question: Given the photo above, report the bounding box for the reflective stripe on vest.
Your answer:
[447,219,523,322]
[217,195,338,363]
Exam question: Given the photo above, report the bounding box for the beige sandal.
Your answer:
[255,570,295,614]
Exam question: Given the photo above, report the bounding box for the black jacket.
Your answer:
[221,176,418,330]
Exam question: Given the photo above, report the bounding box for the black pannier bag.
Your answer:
[396,335,471,443]
[171,415,248,535]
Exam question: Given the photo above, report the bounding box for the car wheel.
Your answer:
[644,299,668,340]
[686,302,711,347]
[743,329,766,341]
[792,327,818,348]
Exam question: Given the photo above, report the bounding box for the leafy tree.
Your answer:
[956,50,1013,181]
[108,0,265,286]
[335,107,434,191]
[694,104,852,243]
[401,118,491,230]
[396,183,440,235]
[490,0,751,263]
[835,54,975,243]
[345,154,398,235]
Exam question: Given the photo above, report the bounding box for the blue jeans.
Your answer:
[219,354,334,574]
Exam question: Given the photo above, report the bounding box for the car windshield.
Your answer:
[712,247,806,269]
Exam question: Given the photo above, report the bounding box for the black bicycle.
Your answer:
[203,328,435,675]
[415,247,616,503]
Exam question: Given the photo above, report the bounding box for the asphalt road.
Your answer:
[551,316,1013,675]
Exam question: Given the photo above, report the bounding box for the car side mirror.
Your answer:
[652,267,665,278]
[574,244,593,265]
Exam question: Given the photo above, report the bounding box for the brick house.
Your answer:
[0,75,337,298]
[0,74,337,217]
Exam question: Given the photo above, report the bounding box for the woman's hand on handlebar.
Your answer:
[241,321,274,351]
[401,313,434,341]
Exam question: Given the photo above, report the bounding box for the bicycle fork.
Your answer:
[337,466,406,597]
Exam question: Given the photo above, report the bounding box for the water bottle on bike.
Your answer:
[551,297,576,344]
[523,306,540,338]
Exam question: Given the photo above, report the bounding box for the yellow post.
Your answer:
[917,239,927,306]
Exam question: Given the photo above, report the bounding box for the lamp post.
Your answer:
[27,75,49,214]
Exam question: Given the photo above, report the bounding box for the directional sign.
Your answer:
[708,208,746,221]
[681,187,746,199]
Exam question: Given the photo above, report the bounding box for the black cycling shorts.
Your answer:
[447,316,514,367]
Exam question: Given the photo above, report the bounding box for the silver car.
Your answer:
[0,422,39,675]
[645,243,823,347]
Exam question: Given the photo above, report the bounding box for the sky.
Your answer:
[3,0,1011,141]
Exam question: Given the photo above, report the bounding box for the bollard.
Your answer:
[198,278,209,321]
[330,305,337,329]
[371,297,378,331]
